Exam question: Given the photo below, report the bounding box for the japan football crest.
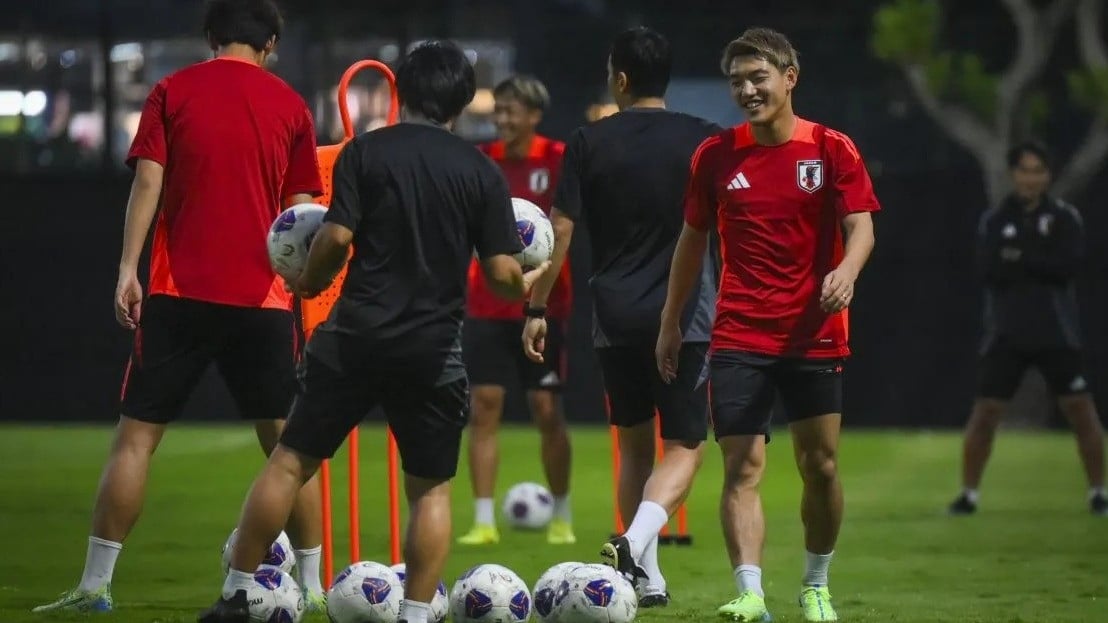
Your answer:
[529,168,550,194]
[797,160,823,193]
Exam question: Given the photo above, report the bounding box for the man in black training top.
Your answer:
[199,40,549,623]
[949,140,1107,516]
[522,26,721,606]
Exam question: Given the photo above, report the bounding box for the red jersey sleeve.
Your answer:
[126,80,168,169]
[282,106,324,198]
[826,129,880,218]
[683,136,721,231]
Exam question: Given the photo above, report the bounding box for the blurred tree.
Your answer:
[873,0,1108,205]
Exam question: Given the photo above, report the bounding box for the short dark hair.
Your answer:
[609,27,671,99]
[493,75,551,112]
[203,0,283,51]
[721,27,799,75]
[396,40,477,125]
[1007,139,1052,171]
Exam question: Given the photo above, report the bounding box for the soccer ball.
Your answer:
[502,482,554,529]
[551,564,637,623]
[221,529,296,575]
[390,562,449,623]
[326,561,404,623]
[532,561,585,622]
[244,567,304,623]
[449,563,532,622]
[267,203,327,281]
[512,197,554,269]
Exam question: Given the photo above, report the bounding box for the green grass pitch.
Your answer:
[1,424,1105,622]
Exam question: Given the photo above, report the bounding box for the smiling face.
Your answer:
[493,95,541,147]
[728,55,796,126]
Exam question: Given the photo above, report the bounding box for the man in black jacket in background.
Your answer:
[949,140,1107,516]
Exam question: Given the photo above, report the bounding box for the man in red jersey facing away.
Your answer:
[459,75,576,546]
[657,28,879,622]
[33,0,327,614]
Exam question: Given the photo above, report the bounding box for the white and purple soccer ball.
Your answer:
[390,562,449,623]
[532,561,584,622]
[502,481,554,529]
[511,197,554,270]
[449,563,532,622]
[244,567,304,623]
[221,529,296,576]
[551,564,637,623]
[326,561,404,623]
[266,203,327,281]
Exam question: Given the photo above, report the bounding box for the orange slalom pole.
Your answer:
[320,460,334,589]
[387,430,402,565]
[347,427,360,564]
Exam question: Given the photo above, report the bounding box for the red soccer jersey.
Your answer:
[467,135,573,320]
[683,118,880,358]
[127,57,323,310]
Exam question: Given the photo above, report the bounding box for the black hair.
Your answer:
[609,27,672,99]
[396,40,477,124]
[203,0,283,51]
[1007,139,1053,171]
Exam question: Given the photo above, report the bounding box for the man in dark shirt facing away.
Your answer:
[199,41,549,623]
[523,27,722,606]
[950,140,1106,517]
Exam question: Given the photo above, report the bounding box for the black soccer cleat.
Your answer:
[947,493,977,516]
[1091,492,1108,516]
[599,536,648,583]
[197,590,250,623]
[638,590,671,608]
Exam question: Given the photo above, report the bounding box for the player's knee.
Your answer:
[723,451,764,489]
[1059,395,1102,431]
[972,398,1005,426]
[530,399,564,435]
[470,388,504,426]
[797,448,837,485]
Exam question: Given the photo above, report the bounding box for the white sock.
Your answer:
[78,537,122,592]
[639,535,666,593]
[475,498,495,526]
[623,501,669,560]
[734,564,763,597]
[399,599,431,623]
[1089,486,1107,500]
[963,488,979,504]
[222,569,255,599]
[553,495,571,523]
[803,551,834,587]
[294,546,323,594]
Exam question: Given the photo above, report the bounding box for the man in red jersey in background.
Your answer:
[657,28,879,622]
[34,0,328,614]
[458,75,576,547]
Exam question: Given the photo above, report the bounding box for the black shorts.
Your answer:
[709,350,844,439]
[596,343,709,442]
[279,333,469,480]
[120,295,298,424]
[463,318,566,391]
[979,340,1090,399]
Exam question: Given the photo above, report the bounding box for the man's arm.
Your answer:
[977,209,1022,285]
[527,208,574,307]
[820,212,875,312]
[660,224,709,329]
[284,193,314,208]
[1021,205,1083,282]
[295,223,353,298]
[115,159,164,328]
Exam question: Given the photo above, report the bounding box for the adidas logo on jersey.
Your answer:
[727,172,751,190]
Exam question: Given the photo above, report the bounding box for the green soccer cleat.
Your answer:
[799,585,838,622]
[303,590,327,613]
[546,518,577,545]
[717,589,770,621]
[32,584,113,613]
[456,523,500,545]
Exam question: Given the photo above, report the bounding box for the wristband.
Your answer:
[524,304,547,319]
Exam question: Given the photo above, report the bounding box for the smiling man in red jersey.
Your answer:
[657,28,879,622]
[33,0,328,615]
[459,75,577,547]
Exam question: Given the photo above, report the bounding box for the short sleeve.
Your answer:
[682,137,719,231]
[323,141,363,231]
[125,80,168,169]
[474,162,523,259]
[827,130,880,218]
[552,129,585,221]
[282,105,323,198]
